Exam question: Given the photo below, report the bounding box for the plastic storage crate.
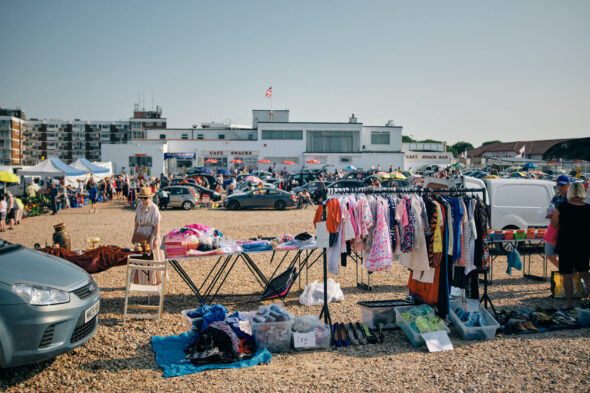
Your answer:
[252,320,294,353]
[394,306,450,347]
[503,230,514,240]
[576,307,590,327]
[358,299,414,329]
[526,229,536,239]
[514,231,526,240]
[536,228,546,239]
[292,324,331,351]
[492,232,504,241]
[448,301,500,340]
[180,309,202,332]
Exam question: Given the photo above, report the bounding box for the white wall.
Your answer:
[101,141,167,177]
[404,151,453,171]
[361,126,403,152]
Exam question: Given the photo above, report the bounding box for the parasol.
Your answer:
[0,171,19,183]
[204,159,218,164]
[244,175,262,183]
[257,159,271,164]
[281,160,295,165]
[229,159,243,164]
[306,159,321,164]
[390,172,407,180]
[345,165,357,171]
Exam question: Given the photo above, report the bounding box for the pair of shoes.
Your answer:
[346,323,360,346]
[332,323,350,347]
[361,323,379,344]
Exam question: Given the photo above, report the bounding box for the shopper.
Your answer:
[14,197,23,224]
[0,195,6,232]
[89,183,98,213]
[49,183,59,215]
[544,175,571,268]
[5,192,15,229]
[550,182,590,310]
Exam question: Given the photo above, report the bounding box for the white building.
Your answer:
[102,110,407,176]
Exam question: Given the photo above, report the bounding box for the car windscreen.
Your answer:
[0,238,22,256]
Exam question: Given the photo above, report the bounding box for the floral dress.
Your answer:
[365,199,393,272]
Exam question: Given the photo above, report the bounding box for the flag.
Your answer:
[265,87,272,98]
[516,145,525,159]
[462,150,468,159]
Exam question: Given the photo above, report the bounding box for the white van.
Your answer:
[462,176,556,230]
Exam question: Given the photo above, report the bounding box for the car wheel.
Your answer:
[275,200,286,210]
[228,200,240,210]
[182,201,194,210]
[495,225,519,254]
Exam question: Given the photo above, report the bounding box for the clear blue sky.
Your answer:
[1,0,589,147]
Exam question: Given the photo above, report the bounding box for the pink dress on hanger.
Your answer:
[365,199,393,272]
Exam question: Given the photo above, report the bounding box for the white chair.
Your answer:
[123,256,167,323]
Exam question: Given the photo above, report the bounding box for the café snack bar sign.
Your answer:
[208,151,256,156]
[406,152,452,160]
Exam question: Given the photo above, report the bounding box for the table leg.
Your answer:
[168,259,205,304]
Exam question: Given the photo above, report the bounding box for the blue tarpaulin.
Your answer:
[151,332,271,377]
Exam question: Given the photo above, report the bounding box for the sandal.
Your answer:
[361,323,378,344]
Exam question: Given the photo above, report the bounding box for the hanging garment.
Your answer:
[399,196,435,283]
[365,199,393,272]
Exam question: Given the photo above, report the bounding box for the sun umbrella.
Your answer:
[511,172,526,178]
[0,171,19,183]
[204,158,218,164]
[258,159,271,164]
[306,159,321,164]
[216,169,230,175]
[345,165,357,171]
[450,162,465,168]
[229,159,243,164]
[244,175,262,183]
[376,171,390,178]
[522,162,537,170]
[390,172,407,180]
[281,160,295,165]
[484,175,500,179]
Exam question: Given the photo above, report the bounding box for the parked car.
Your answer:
[462,176,556,231]
[224,188,296,210]
[159,185,200,210]
[326,179,366,189]
[167,182,221,201]
[0,239,101,368]
[234,182,276,194]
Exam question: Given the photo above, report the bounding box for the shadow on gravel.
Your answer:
[0,358,56,389]
[80,343,158,372]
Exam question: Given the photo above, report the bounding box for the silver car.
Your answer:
[160,185,200,210]
[0,239,100,368]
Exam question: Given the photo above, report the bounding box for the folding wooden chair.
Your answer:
[123,256,167,323]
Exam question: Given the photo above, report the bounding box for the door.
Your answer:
[249,189,267,208]
[265,189,281,208]
[168,187,182,207]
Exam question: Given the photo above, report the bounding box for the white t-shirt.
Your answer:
[0,200,6,213]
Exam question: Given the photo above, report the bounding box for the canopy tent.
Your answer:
[18,158,86,177]
[71,158,109,174]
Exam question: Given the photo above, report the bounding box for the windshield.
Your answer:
[0,238,22,255]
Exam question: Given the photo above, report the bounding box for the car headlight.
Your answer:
[12,284,70,305]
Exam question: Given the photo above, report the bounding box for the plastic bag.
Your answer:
[299,278,344,306]
[506,249,522,275]
[551,271,587,298]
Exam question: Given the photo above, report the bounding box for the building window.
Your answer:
[218,134,225,140]
[371,131,390,145]
[160,134,166,139]
[248,134,254,140]
[197,134,204,140]
[181,134,188,140]
[261,130,303,140]
[306,131,359,153]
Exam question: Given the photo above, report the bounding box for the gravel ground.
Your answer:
[1,200,588,393]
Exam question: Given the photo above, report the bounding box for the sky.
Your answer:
[1,0,589,147]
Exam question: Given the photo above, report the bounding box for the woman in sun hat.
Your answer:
[133,187,164,259]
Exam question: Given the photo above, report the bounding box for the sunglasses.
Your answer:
[138,197,149,199]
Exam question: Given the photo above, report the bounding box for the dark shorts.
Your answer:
[558,253,590,275]
[6,208,15,220]
[90,197,97,204]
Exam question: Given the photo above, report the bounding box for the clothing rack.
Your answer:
[321,186,494,346]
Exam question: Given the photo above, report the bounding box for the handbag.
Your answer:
[132,229,152,244]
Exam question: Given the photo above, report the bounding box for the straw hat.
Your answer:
[137,187,154,198]
[53,222,66,230]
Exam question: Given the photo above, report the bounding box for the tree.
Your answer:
[402,135,415,143]
[482,140,501,146]
[447,141,474,157]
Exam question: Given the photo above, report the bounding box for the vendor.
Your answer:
[133,187,163,262]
